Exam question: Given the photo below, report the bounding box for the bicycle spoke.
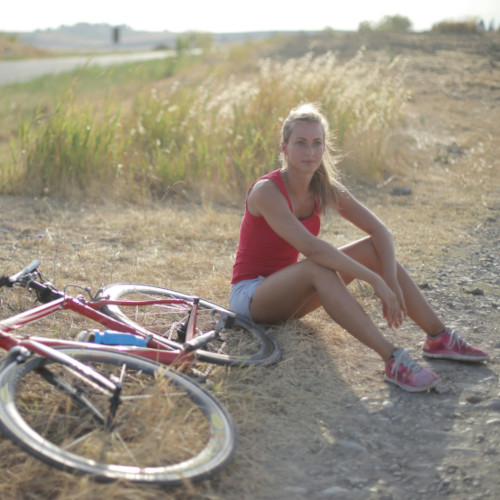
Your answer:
[62,428,99,451]
[115,431,138,466]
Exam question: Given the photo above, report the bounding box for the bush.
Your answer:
[358,15,413,33]
[431,20,479,34]
[377,15,413,32]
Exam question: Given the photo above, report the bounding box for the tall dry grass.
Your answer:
[3,49,407,202]
[15,93,122,195]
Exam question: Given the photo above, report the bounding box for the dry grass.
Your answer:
[0,156,496,499]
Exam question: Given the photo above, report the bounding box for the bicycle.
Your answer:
[2,260,280,368]
[0,259,278,485]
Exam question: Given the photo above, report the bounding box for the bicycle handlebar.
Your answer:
[1,261,40,288]
[9,260,41,283]
[0,260,41,287]
[0,260,61,303]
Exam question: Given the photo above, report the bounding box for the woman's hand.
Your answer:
[386,278,408,325]
[372,276,406,329]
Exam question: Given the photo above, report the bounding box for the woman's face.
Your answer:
[282,121,325,175]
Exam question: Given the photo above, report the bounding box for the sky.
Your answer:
[2,0,499,34]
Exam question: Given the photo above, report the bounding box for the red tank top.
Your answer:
[231,169,321,284]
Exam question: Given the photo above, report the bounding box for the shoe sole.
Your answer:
[423,352,489,362]
[384,375,439,392]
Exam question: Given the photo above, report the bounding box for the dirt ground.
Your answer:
[0,33,499,499]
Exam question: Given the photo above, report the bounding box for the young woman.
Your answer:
[229,103,488,392]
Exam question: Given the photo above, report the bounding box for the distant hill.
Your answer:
[15,23,288,53]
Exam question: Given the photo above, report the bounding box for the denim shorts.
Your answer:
[229,276,265,319]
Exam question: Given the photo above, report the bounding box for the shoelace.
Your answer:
[390,349,422,375]
[446,329,468,350]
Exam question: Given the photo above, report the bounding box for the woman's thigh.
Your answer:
[338,236,380,284]
[250,237,382,322]
[249,260,328,323]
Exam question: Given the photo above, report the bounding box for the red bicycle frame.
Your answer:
[0,293,198,366]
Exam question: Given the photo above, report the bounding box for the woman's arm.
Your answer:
[336,188,398,284]
[335,188,408,319]
[249,181,384,282]
[249,180,405,328]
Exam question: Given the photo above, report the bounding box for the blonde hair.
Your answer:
[280,103,342,213]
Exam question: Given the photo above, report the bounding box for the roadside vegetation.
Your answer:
[1,32,408,203]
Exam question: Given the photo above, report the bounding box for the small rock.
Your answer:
[447,141,465,155]
[434,384,452,394]
[390,186,412,196]
[347,476,368,487]
[321,486,350,495]
[338,440,367,453]
[466,394,484,404]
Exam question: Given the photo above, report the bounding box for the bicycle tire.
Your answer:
[101,284,281,367]
[0,347,236,485]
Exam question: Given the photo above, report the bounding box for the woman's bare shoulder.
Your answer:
[249,178,283,199]
[248,178,287,216]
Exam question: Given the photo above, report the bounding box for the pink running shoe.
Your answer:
[385,348,439,392]
[423,329,489,362]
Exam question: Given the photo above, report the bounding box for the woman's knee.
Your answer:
[303,260,343,287]
[341,236,381,271]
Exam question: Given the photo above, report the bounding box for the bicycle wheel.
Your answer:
[0,347,236,485]
[101,284,281,367]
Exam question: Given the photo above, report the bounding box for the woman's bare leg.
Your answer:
[250,260,396,362]
[249,234,447,363]
[339,236,445,336]
[395,265,445,335]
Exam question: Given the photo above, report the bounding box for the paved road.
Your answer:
[0,51,173,86]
